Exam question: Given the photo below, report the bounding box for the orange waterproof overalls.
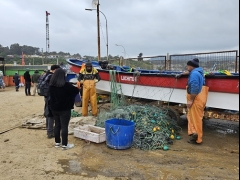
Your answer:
[79,68,99,116]
[187,86,209,143]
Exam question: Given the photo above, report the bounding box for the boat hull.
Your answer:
[98,70,239,94]
[67,59,239,111]
[96,80,239,111]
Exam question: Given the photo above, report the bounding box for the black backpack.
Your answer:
[37,74,51,96]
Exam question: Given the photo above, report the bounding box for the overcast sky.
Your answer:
[0,0,239,58]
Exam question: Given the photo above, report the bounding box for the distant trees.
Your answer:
[0,43,77,57]
[8,43,40,55]
[58,51,70,57]
[0,45,10,57]
[0,43,149,66]
[72,53,82,59]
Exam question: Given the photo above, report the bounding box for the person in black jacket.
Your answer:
[49,68,79,150]
[13,72,20,91]
[31,70,40,96]
[43,65,60,139]
[23,69,31,96]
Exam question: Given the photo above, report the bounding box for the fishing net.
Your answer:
[96,70,182,151]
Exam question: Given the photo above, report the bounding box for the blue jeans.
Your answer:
[52,110,71,146]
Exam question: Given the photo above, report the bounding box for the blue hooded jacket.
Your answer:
[187,67,205,94]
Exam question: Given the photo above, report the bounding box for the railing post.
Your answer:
[235,51,238,73]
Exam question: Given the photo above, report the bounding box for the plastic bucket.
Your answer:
[105,118,135,150]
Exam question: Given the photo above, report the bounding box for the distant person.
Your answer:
[31,70,40,96]
[23,69,31,96]
[59,62,65,69]
[0,70,5,89]
[60,62,68,74]
[38,69,47,85]
[49,68,79,150]
[178,58,209,144]
[42,65,60,139]
[78,60,101,116]
[13,72,20,91]
[42,69,47,76]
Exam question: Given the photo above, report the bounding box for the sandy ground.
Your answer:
[0,86,239,180]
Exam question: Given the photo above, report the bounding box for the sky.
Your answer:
[0,0,239,58]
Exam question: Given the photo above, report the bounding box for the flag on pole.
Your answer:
[46,11,50,15]
[21,52,25,65]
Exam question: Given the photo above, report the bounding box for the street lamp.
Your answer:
[85,8,108,61]
[115,44,126,65]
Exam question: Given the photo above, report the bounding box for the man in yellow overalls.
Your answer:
[78,61,101,116]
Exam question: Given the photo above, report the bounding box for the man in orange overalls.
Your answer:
[185,58,209,144]
[78,61,101,116]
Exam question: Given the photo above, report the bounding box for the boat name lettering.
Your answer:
[120,76,135,81]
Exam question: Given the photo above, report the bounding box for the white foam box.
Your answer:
[73,125,106,143]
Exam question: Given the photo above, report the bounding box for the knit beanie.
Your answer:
[187,58,199,67]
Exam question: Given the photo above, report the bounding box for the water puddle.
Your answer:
[204,119,239,135]
[216,128,238,134]
[57,159,100,177]
[58,159,81,174]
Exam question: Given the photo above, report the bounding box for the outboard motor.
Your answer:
[99,60,109,69]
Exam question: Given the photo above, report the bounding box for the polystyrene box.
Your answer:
[73,125,106,143]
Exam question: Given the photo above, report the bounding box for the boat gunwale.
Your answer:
[97,69,239,79]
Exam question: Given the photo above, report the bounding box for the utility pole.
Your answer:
[46,11,50,53]
[85,8,108,61]
[42,48,44,65]
[97,1,101,61]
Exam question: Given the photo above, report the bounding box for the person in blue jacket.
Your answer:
[176,58,209,144]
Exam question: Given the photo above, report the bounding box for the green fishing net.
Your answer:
[95,70,182,150]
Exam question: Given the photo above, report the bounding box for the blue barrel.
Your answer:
[105,118,135,150]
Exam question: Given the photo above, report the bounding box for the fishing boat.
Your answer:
[66,58,239,111]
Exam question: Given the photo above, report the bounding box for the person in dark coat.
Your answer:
[13,72,20,91]
[31,70,40,96]
[42,65,60,139]
[49,68,79,150]
[24,69,31,96]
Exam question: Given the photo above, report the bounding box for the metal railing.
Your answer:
[110,50,238,73]
[127,55,167,70]
[169,50,238,73]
